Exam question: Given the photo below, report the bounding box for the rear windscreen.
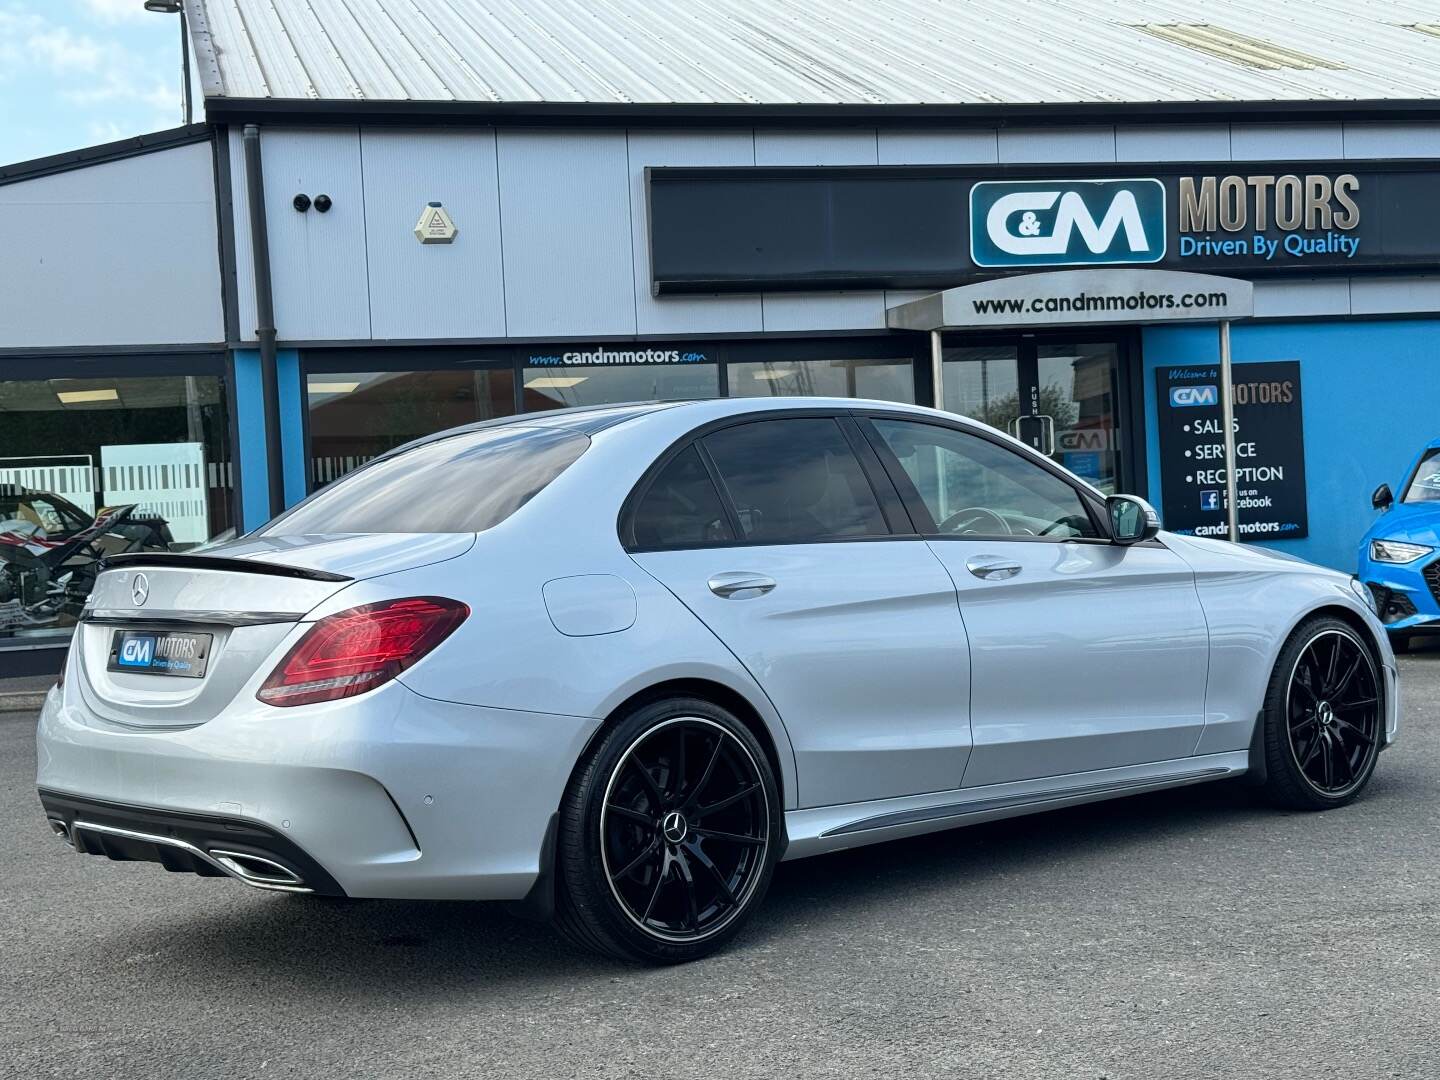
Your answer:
[261,426,589,535]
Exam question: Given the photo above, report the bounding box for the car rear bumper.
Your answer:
[39,789,347,895]
[35,679,601,901]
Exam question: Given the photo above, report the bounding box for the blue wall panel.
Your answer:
[1143,319,1440,573]
[277,349,307,508]
[232,348,306,532]
[232,349,271,533]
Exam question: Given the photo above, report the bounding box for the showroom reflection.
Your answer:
[0,372,234,642]
[305,357,916,489]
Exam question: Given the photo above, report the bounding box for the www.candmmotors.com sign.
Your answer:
[646,160,1440,293]
[887,269,1253,331]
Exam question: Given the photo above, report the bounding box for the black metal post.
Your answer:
[241,123,286,520]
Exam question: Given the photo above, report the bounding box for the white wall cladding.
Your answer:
[626,130,762,337]
[0,142,222,348]
[1230,123,1346,160]
[497,129,636,338]
[243,122,1440,344]
[229,127,372,341]
[363,130,505,340]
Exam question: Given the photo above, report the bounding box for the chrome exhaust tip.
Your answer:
[48,818,73,846]
[209,849,307,889]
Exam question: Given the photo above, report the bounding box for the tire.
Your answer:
[554,696,781,964]
[1260,616,1384,810]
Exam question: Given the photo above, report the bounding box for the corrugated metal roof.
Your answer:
[187,0,1440,106]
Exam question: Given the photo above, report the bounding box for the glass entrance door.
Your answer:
[942,338,1125,495]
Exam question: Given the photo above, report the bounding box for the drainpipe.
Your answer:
[241,124,286,520]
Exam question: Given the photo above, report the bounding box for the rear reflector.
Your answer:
[257,597,468,707]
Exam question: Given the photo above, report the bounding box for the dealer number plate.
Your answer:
[107,630,212,679]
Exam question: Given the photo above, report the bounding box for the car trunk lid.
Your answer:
[72,532,473,728]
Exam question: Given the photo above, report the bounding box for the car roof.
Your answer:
[381,396,982,467]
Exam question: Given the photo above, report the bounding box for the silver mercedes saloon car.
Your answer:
[37,398,1398,963]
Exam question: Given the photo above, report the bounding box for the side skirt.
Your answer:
[780,751,1249,861]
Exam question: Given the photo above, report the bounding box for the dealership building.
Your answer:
[2,0,1440,673]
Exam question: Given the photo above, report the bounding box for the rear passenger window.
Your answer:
[703,418,888,543]
[630,446,734,548]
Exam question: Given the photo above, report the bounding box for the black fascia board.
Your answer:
[0,124,213,187]
[199,96,1440,128]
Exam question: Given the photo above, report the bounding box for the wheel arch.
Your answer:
[1304,603,1387,666]
[1247,603,1387,783]
[591,678,790,811]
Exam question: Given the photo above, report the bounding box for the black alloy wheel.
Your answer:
[601,717,770,941]
[555,698,780,963]
[1262,618,1383,809]
[1285,629,1381,797]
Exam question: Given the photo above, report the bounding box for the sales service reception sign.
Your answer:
[1155,361,1308,540]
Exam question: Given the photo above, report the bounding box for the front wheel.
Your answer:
[554,697,780,963]
[1260,617,1384,810]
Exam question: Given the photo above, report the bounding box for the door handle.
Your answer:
[965,556,1022,581]
[707,572,777,599]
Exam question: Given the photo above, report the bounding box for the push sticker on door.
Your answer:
[971,178,1167,268]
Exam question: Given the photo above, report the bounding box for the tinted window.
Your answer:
[704,418,887,543]
[262,426,588,535]
[871,419,1097,539]
[1403,448,1440,503]
[630,446,734,548]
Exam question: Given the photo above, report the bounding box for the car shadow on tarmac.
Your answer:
[82,771,1380,987]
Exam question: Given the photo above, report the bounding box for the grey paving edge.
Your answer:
[0,692,47,713]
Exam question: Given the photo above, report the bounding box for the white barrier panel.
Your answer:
[101,442,210,545]
[0,457,96,515]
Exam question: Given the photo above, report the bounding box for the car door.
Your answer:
[625,414,972,809]
[861,414,1209,789]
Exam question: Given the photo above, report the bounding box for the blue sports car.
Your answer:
[1359,438,1440,652]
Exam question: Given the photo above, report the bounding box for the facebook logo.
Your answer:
[1200,490,1222,512]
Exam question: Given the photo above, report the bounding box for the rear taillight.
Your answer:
[257,597,468,708]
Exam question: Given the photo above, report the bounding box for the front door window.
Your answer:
[942,337,1125,495]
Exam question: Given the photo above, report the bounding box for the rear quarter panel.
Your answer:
[318,415,802,807]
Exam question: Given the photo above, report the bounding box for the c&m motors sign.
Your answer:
[646,160,1440,294]
[970,179,1166,268]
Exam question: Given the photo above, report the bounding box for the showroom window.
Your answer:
[307,368,515,488]
[728,358,914,403]
[521,359,719,411]
[0,371,234,643]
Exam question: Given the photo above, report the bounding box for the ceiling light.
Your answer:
[525,376,589,389]
[56,388,119,404]
[308,381,361,394]
[751,369,797,381]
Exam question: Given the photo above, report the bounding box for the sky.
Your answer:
[0,0,193,167]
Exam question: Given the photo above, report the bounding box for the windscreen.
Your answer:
[261,426,589,535]
[1403,448,1440,503]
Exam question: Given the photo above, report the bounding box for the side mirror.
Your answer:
[1107,494,1161,545]
[1372,483,1393,511]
